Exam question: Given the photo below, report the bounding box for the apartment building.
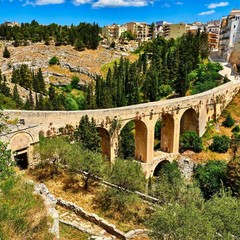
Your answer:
[207,22,220,50]
[102,22,153,40]
[126,22,152,40]
[102,24,120,39]
[219,9,240,61]
[155,22,188,39]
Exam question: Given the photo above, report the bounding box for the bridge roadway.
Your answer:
[2,58,240,176]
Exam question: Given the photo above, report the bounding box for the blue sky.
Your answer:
[0,0,238,26]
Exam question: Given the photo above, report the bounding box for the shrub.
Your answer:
[232,125,240,133]
[49,56,60,65]
[194,160,227,199]
[148,191,240,240]
[97,159,146,213]
[3,47,10,58]
[70,76,80,89]
[210,135,230,153]
[226,159,240,196]
[74,39,85,51]
[179,131,203,153]
[223,113,235,128]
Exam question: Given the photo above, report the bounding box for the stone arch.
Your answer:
[180,108,199,135]
[160,113,174,153]
[97,127,111,160]
[119,119,148,162]
[9,131,34,152]
[9,131,34,169]
[135,119,148,162]
[153,160,170,177]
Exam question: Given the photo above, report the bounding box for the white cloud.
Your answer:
[207,1,229,9]
[162,3,170,7]
[92,0,149,8]
[22,0,156,7]
[175,1,183,5]
[198,10,215,15]
[34,0,64,4]
[72,0,91,5]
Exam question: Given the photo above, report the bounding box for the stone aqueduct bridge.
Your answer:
[2,81,240,176]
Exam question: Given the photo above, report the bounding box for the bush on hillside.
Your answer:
[210,135,230,153]
[226,158,240,196]
[49,56,60,65]
[232,125,240,133]
[194,160,227,199]
[179,131,203,153]
[223,113,235,128]
[2,46,10,58]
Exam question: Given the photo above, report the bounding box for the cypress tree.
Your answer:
[38,93,44,110]
[12,84,23,108]
[0,75,10,96]
[37,68,45,93]
[28,89,34,109]
[24,97,31,110]
[3,46,10,58]
[74,115,101,152]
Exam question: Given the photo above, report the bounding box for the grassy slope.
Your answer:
[0,175,54,240]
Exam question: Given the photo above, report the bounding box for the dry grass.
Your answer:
[27,168,150,233]
[47,65,72,76]
[60,223,89,240]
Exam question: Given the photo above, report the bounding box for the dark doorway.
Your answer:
[15,152,28,169]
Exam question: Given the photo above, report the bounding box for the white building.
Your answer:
[219,9,240,60]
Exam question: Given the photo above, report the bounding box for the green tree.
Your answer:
[223,113,235,128]
[194,160,227,199]
[64,95,78,110]
[0,112,14,179]
[232,125,240,133]
[2,46,10,58]
[226,158,240,196]
[68,148,108,190]
[0,141,14,180]
[118,122,135,159]
[74,115,101,152]
[210,135,230,153]
[70,76,80,89]
[148,190,240,240]
[99,159,146,212]
[179,130,203,153]
[204,191,240,238]
[148,201,214,240]
[49,56,60,65]
[12,84,23,108]
[36,68,45,93]
[74,39,85,51]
